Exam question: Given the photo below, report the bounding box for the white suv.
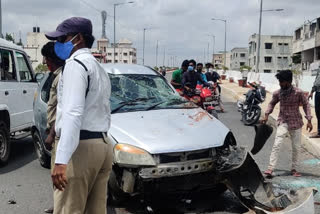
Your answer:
[0,38,38,165]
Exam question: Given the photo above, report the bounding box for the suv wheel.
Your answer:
[33,130,51,169]
[0,121,10,165]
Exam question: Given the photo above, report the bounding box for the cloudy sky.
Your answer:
[2,0,319,66]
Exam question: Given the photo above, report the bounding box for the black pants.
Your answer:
[315,92,320,134]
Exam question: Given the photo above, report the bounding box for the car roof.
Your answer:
[0,38,24,51]
[101,63,158,75]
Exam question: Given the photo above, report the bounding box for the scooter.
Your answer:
[237,82,266,125]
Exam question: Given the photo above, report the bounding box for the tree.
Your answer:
[35,64,48,73]
[5,33,15,43]
[240,65,252,72]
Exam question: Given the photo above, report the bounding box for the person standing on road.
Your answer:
[42,42,65,151]
[308,69,320,138]
[46,17,112,214]
[262,70,313,178]
[41,42,65,214]
[171,60,189,89]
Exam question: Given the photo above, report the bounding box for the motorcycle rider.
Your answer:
[171,60,189,89]
[197,63,208,85]
[182,59,211,92]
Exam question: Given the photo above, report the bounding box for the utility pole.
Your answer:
[163,47,166,66]
[143,28,146,65]
[0,0,3,38]
[256,0,263,73]
[212,18,227,69]
[207,42,210,63]
[156,40,158,67]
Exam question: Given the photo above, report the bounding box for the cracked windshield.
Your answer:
[0,0,319,214]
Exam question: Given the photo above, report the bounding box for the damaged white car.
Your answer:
[33,64,317,213]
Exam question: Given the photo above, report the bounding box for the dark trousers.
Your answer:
[315,92,320,134]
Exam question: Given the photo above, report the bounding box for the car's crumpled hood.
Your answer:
[109,108,230,154]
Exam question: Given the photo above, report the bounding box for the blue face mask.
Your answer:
[54,34,79,60]
[187,66,194,71]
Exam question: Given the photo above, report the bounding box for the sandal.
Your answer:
[264,169,273,178]
[291,169,301,177]
[309,133,320,138]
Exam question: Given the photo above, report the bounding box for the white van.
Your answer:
[0,38,38,165]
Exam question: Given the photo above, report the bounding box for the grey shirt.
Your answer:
[312,70,320,92]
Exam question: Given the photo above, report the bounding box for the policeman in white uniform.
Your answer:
[46,17,113,214]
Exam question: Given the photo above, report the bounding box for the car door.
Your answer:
[15,51,38,128]
[0,48,22,131]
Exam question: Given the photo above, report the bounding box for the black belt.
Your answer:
[80,130,104,140]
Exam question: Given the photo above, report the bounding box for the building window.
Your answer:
[277,57,282,59]
[108,53,112,56]
[129,52,133,56]
[283,57,288,59]
[295,29,301,40]
[264,70,271,73]
[236,53,238,57]
[115,53,118,56]
[124,60,128,63]
[254,56,256,65]
[124,53,128,56]
[115,60,118,63]
[104,47,106,52]
[107,60,112,63]
[265,43,273,49]
[265,57,272,63]
[240,62,245,66]
[284,43,289,46]
[278,43,283,46]
[240,53,246,57]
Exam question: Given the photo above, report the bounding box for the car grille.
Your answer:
[156,149,212,164]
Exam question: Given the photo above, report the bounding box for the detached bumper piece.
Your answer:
[217,147,318,214]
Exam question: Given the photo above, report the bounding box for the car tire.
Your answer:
[0,121,10,166]
[33,130,51,169]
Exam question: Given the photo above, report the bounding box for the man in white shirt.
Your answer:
[46,17,112,214]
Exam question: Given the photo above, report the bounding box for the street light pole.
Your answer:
[212,18,227,69]
[256,0,284,73]
[113,1,134,63]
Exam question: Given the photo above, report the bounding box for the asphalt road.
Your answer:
[0,78,319,213]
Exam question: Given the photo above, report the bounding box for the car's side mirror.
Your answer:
[35,73,45,83]
[251,124,273,155]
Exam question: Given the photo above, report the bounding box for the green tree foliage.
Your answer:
[5,33,15,43]
[35,64,48,73]
[240,65,252,72]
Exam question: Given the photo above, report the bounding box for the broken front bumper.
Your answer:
[218,147,318,214]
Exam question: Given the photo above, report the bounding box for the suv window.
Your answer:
[16,52,33,82]
[0,49,16,81]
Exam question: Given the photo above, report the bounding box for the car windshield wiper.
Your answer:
[146,101,167,111]
[111,97,156,113]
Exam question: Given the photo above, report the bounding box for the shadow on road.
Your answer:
[108,190,248,214]
[0,137,37,174]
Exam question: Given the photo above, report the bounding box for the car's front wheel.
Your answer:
[0,121,10,166]
[33,130,51,169]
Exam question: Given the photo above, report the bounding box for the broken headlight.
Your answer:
[114,144,156,167]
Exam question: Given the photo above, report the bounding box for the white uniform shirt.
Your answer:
[55,48,111,164]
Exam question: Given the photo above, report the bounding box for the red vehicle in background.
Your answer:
[176,84,218,119]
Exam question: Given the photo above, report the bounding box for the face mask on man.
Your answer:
[209,68,213,72]
[54,34,80,60]
[188,66,194,71]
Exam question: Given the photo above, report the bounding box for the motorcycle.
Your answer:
[237,82,266,125]
[177,84,218,119]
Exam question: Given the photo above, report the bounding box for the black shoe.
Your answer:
[44,207,54,213]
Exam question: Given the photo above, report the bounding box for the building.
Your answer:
[292,17,320,72]
[92,37,137,64]
[23,27,49,69]
[212,51,231,69]
[248,34,293,73]
[230,47,248,71]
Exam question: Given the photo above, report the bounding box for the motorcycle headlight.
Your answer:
[114,144,156,167]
